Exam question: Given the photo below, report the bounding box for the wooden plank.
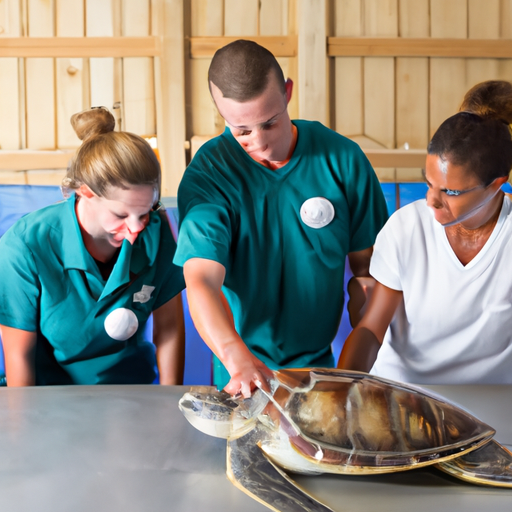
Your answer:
[0,36,161,57]
[0,0,21,150]
[430,0,467,138]
[260,0,284,36]
[364,0,398,36]
[190,58,224,136]
[297,0,327,124]
[152,0,186,196]
[502,0,512,38]
[469,0,499,39]
[25,169,67,185]
[277,55,298,120]
[334,0,362,37]
[395,0,429,181]
[335,57,363,136]
[334,0,363,136]
[224,0,258,36]
[430,0,467,39]
[327,37,512,57]
[364,57,395,148]
[430,58,467,136]
[191,0,223,36]
[396,58,429,147]
[122,0,155,136]
[398,0,429,37]
[0,150,75,170]
[363,1,397,151]
[0,171,27,185]
[189,36,296,58]
[56,0,84,149]
[26,0,55,150]
[466,0,500,110]
[86,0,115,115]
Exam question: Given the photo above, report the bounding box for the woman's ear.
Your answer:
[77,184,95,198]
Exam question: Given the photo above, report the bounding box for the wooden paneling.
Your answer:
[298,0,327,123]
[430,0,467,137]
[0,0,21,150]
[396,0,429,181]
[224,0,258,36]
[56,0,84,149]
[26,0,55,150]
[191,0,223,36]
[86,0,117,119]
[122,0,155,136]
[363,1,396,150]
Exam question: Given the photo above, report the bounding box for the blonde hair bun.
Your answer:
[71,107,116,142]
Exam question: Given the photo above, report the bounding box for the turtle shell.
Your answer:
[257,369,495,474]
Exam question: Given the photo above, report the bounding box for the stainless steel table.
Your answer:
[0,385,510,512]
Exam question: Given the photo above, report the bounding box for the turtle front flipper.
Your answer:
[436,439,512,488]
[227,426,336,512]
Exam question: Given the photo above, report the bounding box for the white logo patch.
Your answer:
[133,285,155,304]
[300,197,335,229]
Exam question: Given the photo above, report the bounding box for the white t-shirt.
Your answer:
[370,196,512,384]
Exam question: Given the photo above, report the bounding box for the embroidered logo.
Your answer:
[133,284,155,304]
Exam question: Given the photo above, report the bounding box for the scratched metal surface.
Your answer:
[0,384,510,512]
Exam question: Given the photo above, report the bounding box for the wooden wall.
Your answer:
[1,0,512,193]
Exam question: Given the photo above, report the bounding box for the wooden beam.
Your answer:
[364,148,426,168]
[0,37,161,57]
[328,37,512,58]
[189,36,297,58]
[0,150,75,171]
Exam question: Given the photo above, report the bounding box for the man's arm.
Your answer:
[153,294,186,385]
[338,282,403,372]
[0,325,37,386]
[184,258,272,397]
[346,246,375,327]
[347,246,373,277]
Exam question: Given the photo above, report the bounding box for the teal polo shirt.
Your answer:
[175,120,389,388]
[0,195,185,385]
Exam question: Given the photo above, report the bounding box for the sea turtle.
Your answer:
[179,368,512,512]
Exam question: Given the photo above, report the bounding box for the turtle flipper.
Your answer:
[436,439,512,488]
[227,427,336,512]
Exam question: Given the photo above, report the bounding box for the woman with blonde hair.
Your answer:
[0,107,185,386]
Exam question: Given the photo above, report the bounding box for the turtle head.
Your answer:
[179,386,269,439]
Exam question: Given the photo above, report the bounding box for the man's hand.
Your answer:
[184,257,273,397]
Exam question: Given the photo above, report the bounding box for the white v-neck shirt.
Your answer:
[370,196,512,384]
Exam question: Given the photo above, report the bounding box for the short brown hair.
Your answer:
[208,39,285,101]
[63,107,161,200]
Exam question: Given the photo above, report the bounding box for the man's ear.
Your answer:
[285,78,293,103]
[77,184,95,198]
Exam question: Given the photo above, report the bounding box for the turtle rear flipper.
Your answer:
[436,440,512,488]
[227,427,336,512]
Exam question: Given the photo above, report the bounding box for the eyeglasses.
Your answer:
[422,169,488,197]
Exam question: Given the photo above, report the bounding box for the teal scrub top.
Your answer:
[0,195,185,385]
[175,120,388,387]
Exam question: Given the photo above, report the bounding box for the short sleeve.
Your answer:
[342,144,389,252]
[173,154,234,268]
[151,216,186,310]
[0,226,40,331]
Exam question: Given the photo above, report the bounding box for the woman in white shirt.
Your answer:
[338,80,512,384]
